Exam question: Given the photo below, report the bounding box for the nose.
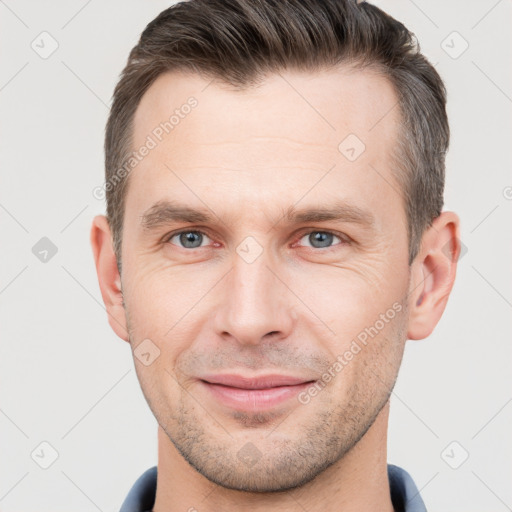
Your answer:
[213,251,295,347]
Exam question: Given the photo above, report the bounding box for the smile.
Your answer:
[199,374,316,411]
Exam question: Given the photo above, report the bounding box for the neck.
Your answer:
[153,401,394,512]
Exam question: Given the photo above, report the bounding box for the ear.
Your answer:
[407,211,461,340]
[90,215,129,342]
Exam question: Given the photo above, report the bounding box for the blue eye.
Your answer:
[164,229,347,251]
[167,230,212,249]
[298,231,344,249]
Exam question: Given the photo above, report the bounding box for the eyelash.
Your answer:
[163,228,350,251]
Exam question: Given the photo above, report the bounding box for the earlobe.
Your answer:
[90,215,129,342]
[407,211,461,340]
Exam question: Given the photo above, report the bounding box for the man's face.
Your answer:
[120,67,411,491]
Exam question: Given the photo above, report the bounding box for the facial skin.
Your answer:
[91,67,460,511]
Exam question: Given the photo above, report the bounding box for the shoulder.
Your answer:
[387,464,427,512]
[119,466,157,512]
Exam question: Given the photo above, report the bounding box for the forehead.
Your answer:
[132,65,399,149]
[126,66,401,223]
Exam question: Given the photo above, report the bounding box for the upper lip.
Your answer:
[200,374,315,389]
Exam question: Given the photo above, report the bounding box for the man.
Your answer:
[90,0,461,510]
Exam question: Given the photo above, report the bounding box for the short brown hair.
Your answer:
[104,0,449,273]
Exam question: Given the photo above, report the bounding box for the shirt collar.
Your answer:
[119,463,427,512]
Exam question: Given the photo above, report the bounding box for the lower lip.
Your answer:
[201,381,314,411]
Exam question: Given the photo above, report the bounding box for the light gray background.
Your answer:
[1,1,511,511]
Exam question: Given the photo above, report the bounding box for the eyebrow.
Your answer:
[140,199,375,232]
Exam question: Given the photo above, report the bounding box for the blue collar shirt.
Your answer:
[119,464,427,512]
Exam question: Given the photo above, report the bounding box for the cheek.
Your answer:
[287,262,407,343]
[124,261,202,337]
[123,284,195,388]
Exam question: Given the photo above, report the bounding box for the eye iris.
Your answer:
[180,231,202,248]
[309,231,333,248]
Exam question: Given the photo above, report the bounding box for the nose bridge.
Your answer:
[214,246,293,345]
